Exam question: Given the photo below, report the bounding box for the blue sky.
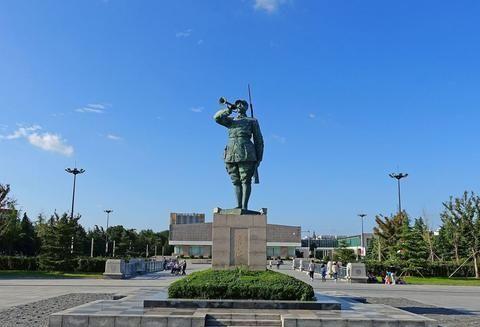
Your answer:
[1,0,480,235]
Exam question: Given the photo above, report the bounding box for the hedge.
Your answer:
[0,256,38,271]
[0,256,107,273]
[168,268,315,301]
[365,260,477,277]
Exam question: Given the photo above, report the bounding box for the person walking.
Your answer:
[181,260,187,275]
[320,263,327,282]
[332,261,339,282]
[308,260,315,281]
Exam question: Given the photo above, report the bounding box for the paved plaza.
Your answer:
[277,266,480,314]
[0,264,210,310]
[1,263,480,327]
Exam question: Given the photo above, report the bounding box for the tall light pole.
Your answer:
[65,167,85,220]
[389,172,408,214]
[104,209,113,256]
[358,213,367,257]
[301,230,311,257]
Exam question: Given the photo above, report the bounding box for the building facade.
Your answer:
[169,213,301,259]
[300,233,374,258]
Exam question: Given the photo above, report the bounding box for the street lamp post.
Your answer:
[358,213,367,257]
[65,167,85,220]
[301,230,311,257]
[104,209,113,256]
[389,172,408,214]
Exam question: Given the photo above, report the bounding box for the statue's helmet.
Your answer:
[234,100,249,113]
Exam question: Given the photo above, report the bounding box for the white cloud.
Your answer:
[28,133,74,156]
[106,134,122,141]
[308,113,316,119]
[254,0,286,13]
[2,125,41,140]
[190,106,204,113]
[271,134,287,144]
[176,29,192,38]
[75,103,109,114]
[87,103,106,110]
[197,39,204,45]
[1,125,73,156]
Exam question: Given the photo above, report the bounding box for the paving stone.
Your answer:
[372,320,399,327]
[48,314,62,327]
[167,316,192,327]
[115,316,142,327]
[347,319,373,327]
[141,316,168,327]
[62,314,89,327]
[321,318,347,327]
[89,316,115,327]
[398,322,428,327]
[295,319,321,327]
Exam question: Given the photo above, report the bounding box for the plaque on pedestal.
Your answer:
[212,209,267,271]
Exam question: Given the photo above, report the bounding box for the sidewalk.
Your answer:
[274,265,480,313]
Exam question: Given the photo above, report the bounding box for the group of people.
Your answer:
[367,270,406,285]
[307,260,341,282]
[268,257,284,269]
[163,257,187,276]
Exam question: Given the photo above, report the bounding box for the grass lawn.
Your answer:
[403,276,480,286]
[0,270,103,279]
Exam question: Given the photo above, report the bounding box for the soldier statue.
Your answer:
[214,98,264,210]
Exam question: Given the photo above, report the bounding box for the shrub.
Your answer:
[0,256,38,270]
[364,260,477,277]
[76,257,107,273]
[168,268,315,301]
[0,256,106,273]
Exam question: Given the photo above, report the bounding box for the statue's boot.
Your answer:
[242,183,251,210]
[234,184,242,209]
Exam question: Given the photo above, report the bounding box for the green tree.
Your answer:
[38,212,87,271]
[0,184,16,209]
[333,240,356,263]
[18,213,39,256]
[0,184,20,255]
[441,192,480,278]
[372,212,407,260]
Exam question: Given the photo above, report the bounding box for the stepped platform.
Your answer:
[48,289,436,327]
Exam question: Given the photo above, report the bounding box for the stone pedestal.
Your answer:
[212,212,267,271]
[346,262,368,283]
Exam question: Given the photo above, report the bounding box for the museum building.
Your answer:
[168,212,301,259]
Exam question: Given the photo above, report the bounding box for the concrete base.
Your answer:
[212,212,267,271]
[49,289,437,327]
[144,298,340,310]
[346,263,368,283]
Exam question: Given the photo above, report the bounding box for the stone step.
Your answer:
[205,319,282,326]
[206,313,281,320]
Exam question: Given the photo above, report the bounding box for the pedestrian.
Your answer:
[320,263,327,282]
[182,260,187,275]
[276,257,281,269]
[170,260,176,275]
[308,260,315,281]
[269,259,273,269]
[332,261,338,282]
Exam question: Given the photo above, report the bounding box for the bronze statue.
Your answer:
[214,97,264,210]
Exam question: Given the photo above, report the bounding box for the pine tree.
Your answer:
[333,240,356,264]
[18,213,38,256]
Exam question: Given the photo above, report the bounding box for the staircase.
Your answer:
[205,313,282,326]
